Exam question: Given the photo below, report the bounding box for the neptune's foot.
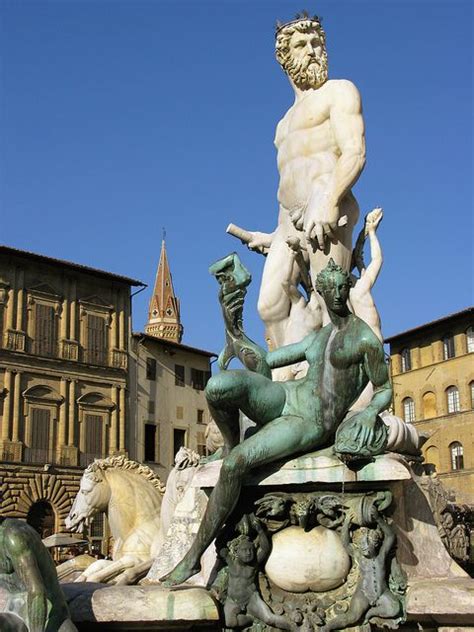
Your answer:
[160,560,201,587]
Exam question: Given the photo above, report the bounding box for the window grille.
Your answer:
[467,327,474,353]
[443,335,455,360]
[402,397,415,423]
[400,348,411,372]
[446,386,460,414]
[90,513,104,538]
[449,442,464,470]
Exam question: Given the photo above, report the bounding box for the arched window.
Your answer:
[467,326,474,353]
[449,441,464,470]
[446,385,460,414]
[402,397,415,423]
[422,391,437,419]
[401,348,411,372]
[443,335,455,360]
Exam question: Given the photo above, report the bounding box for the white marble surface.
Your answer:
[265,525,350,593]
[191,452,412,489]
[64,584,219,624]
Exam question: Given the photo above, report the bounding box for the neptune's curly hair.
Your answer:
[315,258,352,294]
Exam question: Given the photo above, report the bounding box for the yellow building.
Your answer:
[386,307,474,506]
[0,244,145,550]
[130,240,217,479]
[129,334,216,480]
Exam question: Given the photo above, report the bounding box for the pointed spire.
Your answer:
[145,238,183,343]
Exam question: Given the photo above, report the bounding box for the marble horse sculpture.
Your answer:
[65,455,165,585]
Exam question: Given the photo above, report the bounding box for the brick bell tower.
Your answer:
[145,239,183,343]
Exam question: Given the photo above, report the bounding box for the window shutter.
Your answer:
[27,408,51,462]
[35,304,56,357]
[85,414,103,458]
[87,315,107,364]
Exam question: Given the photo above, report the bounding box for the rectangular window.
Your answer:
[447,388,460,414]
[80,414,103,466]
[90,513,104,538]
[176,406,184,420]
[173,428,186,459]
[196,431,207,457]
[403,398,416,423]
[443,336,455,360]
[144,424,157,462]
[175,364,185,387]
[401,348,411,372]
[148,400,155,415]
[467,327,474,353]
[35,303,57,357]
[87,314,107,365]
[25,407,51,463]
[191,369,210,391]
[450,443,464,471]
[146,357,157,380]
[197,409,204,424]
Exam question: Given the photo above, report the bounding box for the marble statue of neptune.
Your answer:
[242,14,366,354]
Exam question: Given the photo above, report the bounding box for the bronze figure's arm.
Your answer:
[267,331,315,369]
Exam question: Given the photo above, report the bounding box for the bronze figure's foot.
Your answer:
[160,560,201,587]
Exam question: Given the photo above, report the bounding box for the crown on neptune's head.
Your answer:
[275,10,323,37]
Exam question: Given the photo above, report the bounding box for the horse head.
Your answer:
[66,462,111,533]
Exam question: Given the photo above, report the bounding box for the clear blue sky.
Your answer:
[1,0,472,354]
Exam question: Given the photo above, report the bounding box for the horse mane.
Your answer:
[84,455,165,494]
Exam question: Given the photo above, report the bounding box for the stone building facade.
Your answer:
[0,245,144,550]
[386,307,474,506]
[129,333,216,481]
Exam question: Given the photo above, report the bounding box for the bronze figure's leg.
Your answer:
[206,370,287,454]
[162,409,325,586]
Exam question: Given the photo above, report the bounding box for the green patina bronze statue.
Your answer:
[0,518,77,632]
[209,253,271,378]
[162,257,391,586]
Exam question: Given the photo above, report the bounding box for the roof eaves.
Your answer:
[385,306,474,344]
[0,244,146,287]
[133,332,217,358]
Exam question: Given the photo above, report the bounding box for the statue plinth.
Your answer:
[191,451,412,489]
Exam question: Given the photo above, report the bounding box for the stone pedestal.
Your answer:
[63,583,220,631]
[145,451,474,630]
